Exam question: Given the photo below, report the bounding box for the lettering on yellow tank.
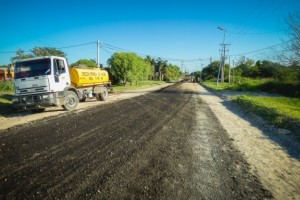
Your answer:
[81,72,89,76]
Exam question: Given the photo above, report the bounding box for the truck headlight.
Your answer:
[12,98,18,102]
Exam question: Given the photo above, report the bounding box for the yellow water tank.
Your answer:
[70,67,110,88]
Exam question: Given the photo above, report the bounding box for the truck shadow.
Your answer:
[0,93,15,115]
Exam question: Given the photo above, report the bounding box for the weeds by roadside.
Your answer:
[232,95,300,135]
[0,81,14,92]
[203,81,300,136]
[203,79,300,98]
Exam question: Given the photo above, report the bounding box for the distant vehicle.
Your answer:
[183,75,194,82]
[12,56,111,112]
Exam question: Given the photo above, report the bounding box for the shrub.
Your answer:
[0,81,14,91]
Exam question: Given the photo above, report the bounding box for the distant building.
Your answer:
[0,65,14,81]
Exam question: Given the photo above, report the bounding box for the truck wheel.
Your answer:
[99,87,108,101]
[95,93,101,101]
[63,91,79,111]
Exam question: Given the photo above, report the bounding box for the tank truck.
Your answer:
[12,56,111,112]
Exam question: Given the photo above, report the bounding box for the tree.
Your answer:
[258,60,282,78]
[163,64,180,81]
[155,58,168,81]
[31,47,66,57]
[201,61,220,80]
[11,47,66,63]
[144,55,156,79]
[141,59,153,81]
[11,49,33,63]
[235,57,255,77]
[71,59,97,68]
[108,52,152,85]
[278,12,300,65]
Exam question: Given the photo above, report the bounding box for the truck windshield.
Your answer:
[15,58,51,79]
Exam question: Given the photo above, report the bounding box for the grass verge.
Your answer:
[203,79,300,98]
[203,80,300,135]
[232,95,300,135]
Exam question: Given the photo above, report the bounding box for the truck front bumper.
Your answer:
[12,92,63,110]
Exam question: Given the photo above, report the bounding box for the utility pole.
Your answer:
[97,40,102,68]
[181,60,184,73]
[220,43,230,82]
[217,27,230,83]
[232,59,235,84]
[228,56,231,83]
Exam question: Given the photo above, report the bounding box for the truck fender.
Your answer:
[63,86,79,98]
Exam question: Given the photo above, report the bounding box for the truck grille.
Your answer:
[19,87,47,94]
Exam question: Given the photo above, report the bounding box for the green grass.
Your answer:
[203,79,272,91]
[202,81,234,91]
[203,79,300,97]
[203,79,300,134]
[112,80,166,91]
[232,95,300,134]
[0,81,14,91]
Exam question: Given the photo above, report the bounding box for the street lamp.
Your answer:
[217,26,226,85]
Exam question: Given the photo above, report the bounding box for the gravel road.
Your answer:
[0,82,287,199]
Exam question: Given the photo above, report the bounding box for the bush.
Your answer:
[231,78,300,98]
[0,81,14,91]
[259,81,300,98]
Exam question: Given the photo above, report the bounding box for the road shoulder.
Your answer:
[197,84,300,199]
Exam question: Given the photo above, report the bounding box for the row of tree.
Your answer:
[11,47,66,62]
[108,53,180,85]
[201,12,300,83]
[201,57,300,82]
[7,47,181,85]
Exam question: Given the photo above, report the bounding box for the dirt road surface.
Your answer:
[0,82,299,199]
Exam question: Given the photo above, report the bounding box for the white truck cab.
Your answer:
[13,56,78,112]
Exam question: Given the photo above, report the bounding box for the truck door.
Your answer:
[52,58,70,91]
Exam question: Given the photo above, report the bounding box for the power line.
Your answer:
[101,47,114,55]
[56,42,96,49]
[228,30,284,35]
[103,42,211,63]
[227,0,265,41]
[229,39,292,57]
[228,0,286,44]
[0,42,96,54]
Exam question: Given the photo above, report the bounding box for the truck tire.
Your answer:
[99,87,108,101]
[62,91,79,111]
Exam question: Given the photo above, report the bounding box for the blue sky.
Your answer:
[0,0,299,72]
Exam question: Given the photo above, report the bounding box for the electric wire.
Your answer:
[229,39,293,57]
[228,0,286,44]
[227,0,265,42]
